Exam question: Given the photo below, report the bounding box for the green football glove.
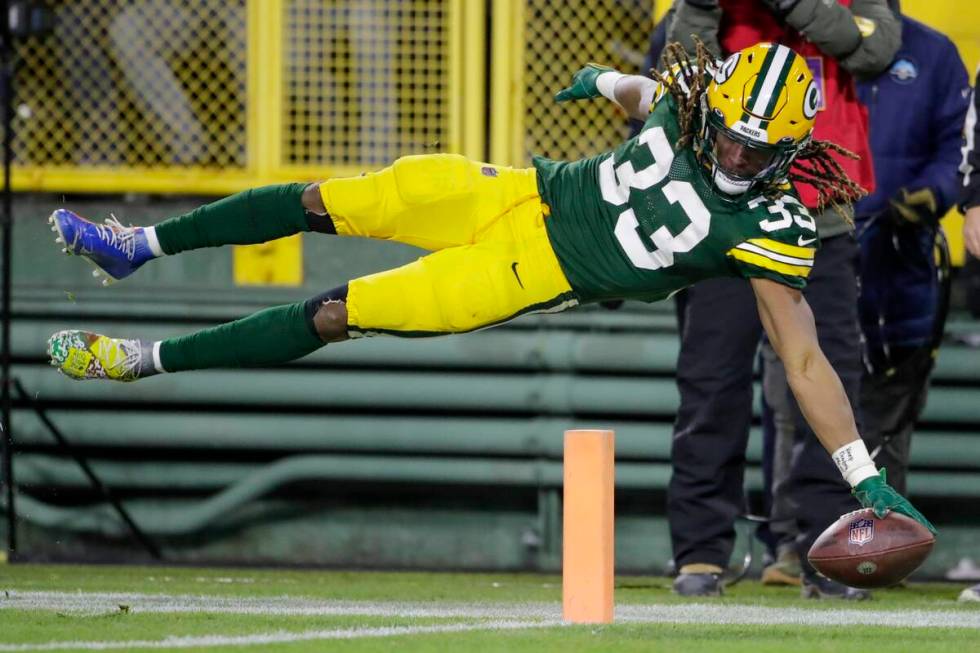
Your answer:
[555,64,616,103]
[853,470,937,535]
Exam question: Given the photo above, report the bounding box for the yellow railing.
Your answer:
[490,0,656,167]
[8,0,471,194]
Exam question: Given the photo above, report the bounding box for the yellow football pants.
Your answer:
[318,153,577,336]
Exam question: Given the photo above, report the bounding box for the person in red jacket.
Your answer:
[663,0,900,598]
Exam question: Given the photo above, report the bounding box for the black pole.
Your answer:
[0,0,16,557]
[12,380,162,560]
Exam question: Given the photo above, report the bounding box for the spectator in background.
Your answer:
[852,9,969,499]
[663,0,899,599]
[958,64,980,604]
[762,3,970,589]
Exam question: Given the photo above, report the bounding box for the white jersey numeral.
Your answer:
[600,126,711,270]
[750,195,816,233]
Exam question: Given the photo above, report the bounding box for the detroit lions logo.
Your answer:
[849,518,875,546]
[889,58,918,84]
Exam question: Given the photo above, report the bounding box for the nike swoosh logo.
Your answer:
[798,236,818,246]
[511,261,524,289]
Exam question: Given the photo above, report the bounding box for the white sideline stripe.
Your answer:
[3,591,980,630]
[0,592,557,619]
[0,620,554,652]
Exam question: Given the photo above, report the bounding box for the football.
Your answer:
[807,508,935,589]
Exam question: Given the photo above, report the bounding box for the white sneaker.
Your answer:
[959,584,980,603]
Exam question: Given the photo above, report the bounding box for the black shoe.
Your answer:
[673,572,723,597]
[801,571,871,600]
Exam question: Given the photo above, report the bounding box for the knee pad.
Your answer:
[391,154,474,206]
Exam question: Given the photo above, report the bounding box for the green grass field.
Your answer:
[1,564,978,652]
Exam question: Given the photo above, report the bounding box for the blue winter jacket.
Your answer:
[854,16,970,354]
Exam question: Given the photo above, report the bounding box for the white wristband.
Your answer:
[596,71,626,104]
[832,439,878,487]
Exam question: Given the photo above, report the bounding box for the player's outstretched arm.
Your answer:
[750,277,937,534]
[555,64,658,121]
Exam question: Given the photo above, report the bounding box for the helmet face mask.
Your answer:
[696,43,818,199]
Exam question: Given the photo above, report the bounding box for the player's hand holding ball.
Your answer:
[853,469,936,534]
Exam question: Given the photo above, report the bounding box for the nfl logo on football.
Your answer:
[848,518,875,546]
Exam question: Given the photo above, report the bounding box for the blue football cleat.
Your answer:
[49,209,155,284]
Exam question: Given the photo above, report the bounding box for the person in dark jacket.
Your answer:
[852,13,970,498]
[761,3,971,592]
[958,64,980,604]
[961,66,980,318]
[662,0,900,599]
[962,66,980,257]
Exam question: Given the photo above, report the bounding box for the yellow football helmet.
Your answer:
[698,42,820,197]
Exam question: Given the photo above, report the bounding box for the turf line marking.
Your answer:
[0,619,555,651]
[0,592,557,619]
[4,591,980,631]
[616,603,980,629]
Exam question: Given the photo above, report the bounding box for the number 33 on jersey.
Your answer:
[534,90,818,305]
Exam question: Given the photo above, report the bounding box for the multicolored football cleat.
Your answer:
[47,330,150,382]
[49,209,156,285]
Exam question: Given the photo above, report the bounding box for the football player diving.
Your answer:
[46,41,935,535]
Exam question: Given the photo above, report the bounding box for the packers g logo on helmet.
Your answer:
[697,43,818,198]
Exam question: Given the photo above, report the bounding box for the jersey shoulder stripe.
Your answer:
[728,240,814,278]
[743,237,815,261]
[728,248,812,278]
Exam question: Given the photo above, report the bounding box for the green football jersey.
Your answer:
[534,93,819,304]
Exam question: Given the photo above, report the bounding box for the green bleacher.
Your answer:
[6,197,980,574]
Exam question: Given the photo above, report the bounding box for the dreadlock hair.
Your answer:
[648,40,709,152]
[649,38,867,220]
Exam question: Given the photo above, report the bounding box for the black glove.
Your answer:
[884,187,939,228]
[758,0,802,18]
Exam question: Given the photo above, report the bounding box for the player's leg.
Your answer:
[669,278,762,596]
[48,203,576,380]
[51,183,319,284]
[54,155,536,285]
[47,294,332,381]
[314,153,540,250]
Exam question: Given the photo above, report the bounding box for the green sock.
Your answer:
[158,301,325,372]
[154,183,311,254]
